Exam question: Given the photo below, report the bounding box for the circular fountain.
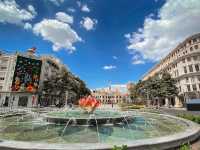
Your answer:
[43,96,133,125]
[0,97,199,150]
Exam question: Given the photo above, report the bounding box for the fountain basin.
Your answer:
[0,111,199,150]
[44,110,133,125]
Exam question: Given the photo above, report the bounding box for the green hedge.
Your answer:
[177,114,200,124]
[119,103,145,110]
[112,145,128,150]
[179,143,190,150]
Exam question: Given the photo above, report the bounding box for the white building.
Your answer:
[0,48,66,108]
[91,84,131,104]
[142,33,200,107]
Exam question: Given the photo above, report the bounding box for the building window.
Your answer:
[190,47,193,51]
[192,84,197,91]
[0,77,4,80]
[179,87,181,92]
[193,56,198,61]
[197,76,200,81]
[193,38,197,43]
[194,45,198,49]
[187,85,191,92]
[182,59,185,63]
[1,59,8,64]
[189,65,193,72]
[0,86,2,90]
[0,67,7,70]
[187,57,191,62]
[186,77,189,83]
[184,66,187,73]
[195,64,199,72]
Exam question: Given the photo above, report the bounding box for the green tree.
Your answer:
[128,83,136,100]
[41,69,90,106]
[136,74,166,106]
[161,72,178,106]
[126,73,178,107]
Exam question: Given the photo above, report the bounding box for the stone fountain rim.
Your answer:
[0,112,199,150]
[43,109,132,120]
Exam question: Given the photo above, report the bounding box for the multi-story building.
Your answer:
[91,84,131,104]
[0,48,66,107]
[142,33,200,107]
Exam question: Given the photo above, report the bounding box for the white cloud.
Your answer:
[77,1,81,7]
[48,0,64,6]
[67,8,76,13]
[55,12,73,24]
[81,4,90,12]
[28,5,37,16]
[124,33,131,39]
[132,54,145,65]
[113,56,118,60]
[24,22,32,30]
[132,60,145,65]
[80,17,97,31]
[126,0,200,62]
[33,19,82,52]
[103,65,117,70]
[0,0,36,25]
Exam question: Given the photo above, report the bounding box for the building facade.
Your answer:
[91,84,131,104]
[0,48,66,108]
[142,33,200,107]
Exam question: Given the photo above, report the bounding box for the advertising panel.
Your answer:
[11,56,42,92]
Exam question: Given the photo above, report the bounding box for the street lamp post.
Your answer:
[146,89,150,107]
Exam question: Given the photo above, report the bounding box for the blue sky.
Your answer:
[0,0,200,89]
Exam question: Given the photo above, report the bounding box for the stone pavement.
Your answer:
[191,139,200,150]
[160,107,200,116]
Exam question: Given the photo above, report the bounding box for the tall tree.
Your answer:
[41,69,91,106]
[161,72,178,106]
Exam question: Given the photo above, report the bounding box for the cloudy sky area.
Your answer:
[0,0,200,88]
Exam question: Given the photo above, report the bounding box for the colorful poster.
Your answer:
[11,55,42,92]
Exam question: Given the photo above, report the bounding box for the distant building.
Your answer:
[91,84,131,104]
[0,48,67,107]
[142,33,200,107]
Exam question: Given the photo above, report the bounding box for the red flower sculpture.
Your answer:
[79,95,100,113]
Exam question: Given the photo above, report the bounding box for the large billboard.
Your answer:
[11,55,42,92]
